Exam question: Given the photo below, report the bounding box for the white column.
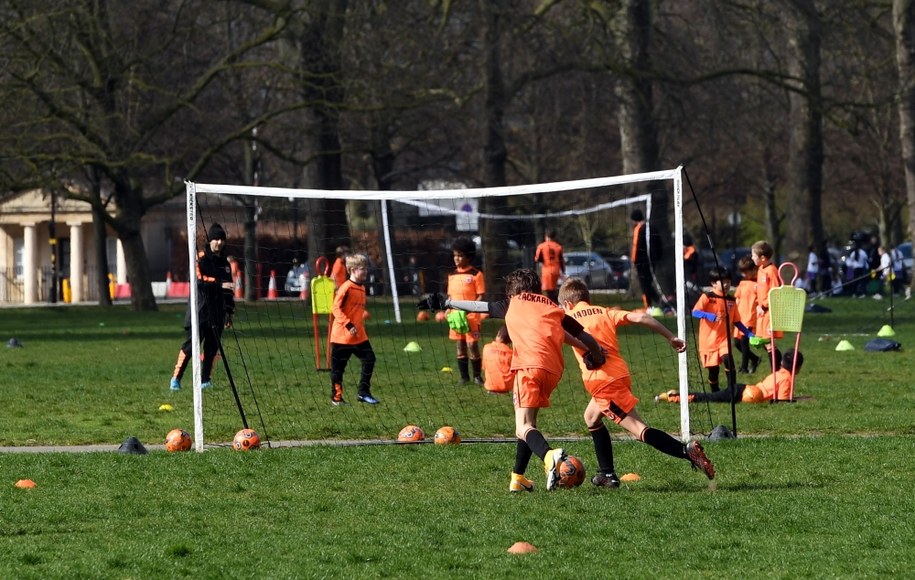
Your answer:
[69,222,84,303]
[116,239,127,284]
[23,224,37,305]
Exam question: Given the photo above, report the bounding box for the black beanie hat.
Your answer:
[208,223,227,241]
[630,209,644,222]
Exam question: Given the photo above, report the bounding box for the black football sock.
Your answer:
[641,427,688,460]
[524,429,551,460]
[589,424,615,474]
[457,357,469,381]
[470,357,482,380]
[513,438,533,475]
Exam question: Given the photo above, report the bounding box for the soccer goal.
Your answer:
[183,166,701,450]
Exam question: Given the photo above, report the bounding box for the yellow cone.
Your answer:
[649,306,664,317]
[835,339,855,352]
[158,404,174,412]
[403,341,422,353]
[877,325,896,338]
[440,366,452,373]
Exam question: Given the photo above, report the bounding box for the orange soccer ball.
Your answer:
[165,428,192,453]
[434,426,461,445]
[435,311,447,323]
[233,428,261,451]
[397,424,425,443]
[557,455,586,488]
[416,310,431,322]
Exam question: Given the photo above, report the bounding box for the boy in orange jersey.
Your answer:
[481,325,514,394]
[446,237,486,385]
[329,253,379,406]
[692,267,754,392]
[419,269,606,492]
[534,230,565,302]
[733,256,761,374]
[751,240,783,371]
[657,350,802,404]
[331,245,351,289]
[558,277,716,486]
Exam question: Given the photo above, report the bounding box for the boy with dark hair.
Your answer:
[692,267,753,392]
[446,237,486,385]
[657,350,803,404]
[534,229,565,302]
[734,256,761,374]
[419,268,606,492]
[329,253,379,406]
[630,208,662,311]
[170,223,235,391]
[558,277,716,486]
[481,325,514,394]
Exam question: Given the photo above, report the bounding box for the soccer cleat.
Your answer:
[544,447,567,491]
[686,441,716,480]
[357,393,380,405]
[169,378,181,391]
[509,473,535,493]
[591,472,621,489]
[331,398,348,406]
[200,381,212,390]
[473,376,484,386]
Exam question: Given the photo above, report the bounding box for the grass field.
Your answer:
[1,295,914,577]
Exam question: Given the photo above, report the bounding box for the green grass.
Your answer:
[0,296,914,577]
[1,437,914,578]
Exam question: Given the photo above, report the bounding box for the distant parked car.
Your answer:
[898,242,912,283]
[564,251,626,289]
[284,262,310,297]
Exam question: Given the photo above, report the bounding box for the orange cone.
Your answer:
[267,270,278,300]
[235,272,244,299]
[165,271,172,294]
[299,272,308,301]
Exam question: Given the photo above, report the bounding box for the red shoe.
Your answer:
[686,441,715,480]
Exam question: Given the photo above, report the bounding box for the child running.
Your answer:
[420,268,606,492]
[558,277,716,486]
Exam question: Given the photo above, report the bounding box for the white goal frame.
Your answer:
[184,166,691,450]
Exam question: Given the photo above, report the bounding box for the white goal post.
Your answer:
[184,166,693,450]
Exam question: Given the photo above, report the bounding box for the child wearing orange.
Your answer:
[534,230,565,303]
[751,240,783,370]
[692,267,753,392]
[481,325,514,393]
[733,256,761,374]
[558,277,716,486]
[329,254,379,406]
[331,245,350,289]
[446,237,486,385]
[657,350,802,404]
[420,268,606,492]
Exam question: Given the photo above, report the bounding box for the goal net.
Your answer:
[183,167,709,450]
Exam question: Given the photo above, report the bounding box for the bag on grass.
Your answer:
[863,338,901,352]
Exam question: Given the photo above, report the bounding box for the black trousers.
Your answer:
[177,321,224,382]
[330,341,376,397]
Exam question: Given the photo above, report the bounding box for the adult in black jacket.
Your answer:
[170,223,236,390]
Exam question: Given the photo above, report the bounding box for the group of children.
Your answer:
[421,237,718,493]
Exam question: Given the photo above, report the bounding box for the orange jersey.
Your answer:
[756,262,782,339]
[733,279,757,338]
[565,302,633,383]
[504,292,567,376]
[481,340,514,393]
[753,368,793,401]
[693,292,741,360]
[447,266,485,301]
[331,258,347,288]
[330,279,368,344]
[535,240,565,290]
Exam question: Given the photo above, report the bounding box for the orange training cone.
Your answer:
[165,271,172,294]
[235,272,244,299]
[299,272,308,301]
[267,270,279,300]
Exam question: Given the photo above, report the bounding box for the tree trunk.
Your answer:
[895,0,915,294]
[784,0,824,259]
[612,0,669,291]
